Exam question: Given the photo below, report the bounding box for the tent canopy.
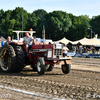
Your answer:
[58,37,72,44]
[0,36,7,41]
[71,37,89,45]
[81,38,100,46]
[70,37,100,46]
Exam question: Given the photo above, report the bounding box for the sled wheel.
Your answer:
[36,57,45,75]
[62,64,71,74]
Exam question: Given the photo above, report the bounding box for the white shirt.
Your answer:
[23,36,33,45]
[63,46,68,53]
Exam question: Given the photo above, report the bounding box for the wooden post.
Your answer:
[42,25,45,44]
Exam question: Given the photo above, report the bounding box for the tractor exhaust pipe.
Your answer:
[42,25,45,44]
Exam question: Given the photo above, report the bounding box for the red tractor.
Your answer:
[0,30,72,75]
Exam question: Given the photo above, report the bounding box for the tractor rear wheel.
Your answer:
[36,57,45,75]
[0,44,16,72]
[13,46,25,72]
[62,64,71,74]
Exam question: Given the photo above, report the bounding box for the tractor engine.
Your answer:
[47,44,63,59]
[31,43,63,60]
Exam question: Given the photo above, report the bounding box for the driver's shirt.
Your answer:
[23,36,33,45]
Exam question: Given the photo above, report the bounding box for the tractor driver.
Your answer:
[23,32,34,53]
[4,36,11,45]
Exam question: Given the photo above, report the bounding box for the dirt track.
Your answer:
[0,57,100,100]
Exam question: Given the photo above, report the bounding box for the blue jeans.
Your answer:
[28,44,32,50]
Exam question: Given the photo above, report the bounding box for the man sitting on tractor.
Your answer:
[23,32,34,53]
[4,36,11,45]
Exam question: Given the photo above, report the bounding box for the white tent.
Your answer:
[57,37,100,46]
[81,38,100,46]
[58,37,72,44]
[71,37,89,45]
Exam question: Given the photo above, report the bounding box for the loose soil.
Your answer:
[0,57,100,100]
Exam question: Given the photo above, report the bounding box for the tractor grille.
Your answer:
[54,49,62,57]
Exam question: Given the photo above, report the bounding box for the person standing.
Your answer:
[63,44,69,57]
[79,46,83,54]
[92,47,96,54]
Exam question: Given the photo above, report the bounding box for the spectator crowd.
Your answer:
[72,46,98,54]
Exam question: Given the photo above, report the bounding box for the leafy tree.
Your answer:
[12,7,25,30]
[90,15,100,38]
[0,18,6,37]
[0,10,13,37]
[0,7,96,41]
[26,12,37,32]
[78,15,91,38]
[34,9,47,38]
[8,19,16,36]
[46,11,72,40]
[67,14,90,41]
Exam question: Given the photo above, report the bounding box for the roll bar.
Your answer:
[13,30,36,42]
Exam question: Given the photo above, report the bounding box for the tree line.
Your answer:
[0,7,100,41]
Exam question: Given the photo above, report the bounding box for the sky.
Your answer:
[0,0,100,18]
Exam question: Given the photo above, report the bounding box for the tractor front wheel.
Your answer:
[62,64,71,74]
[36,57,45,75]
